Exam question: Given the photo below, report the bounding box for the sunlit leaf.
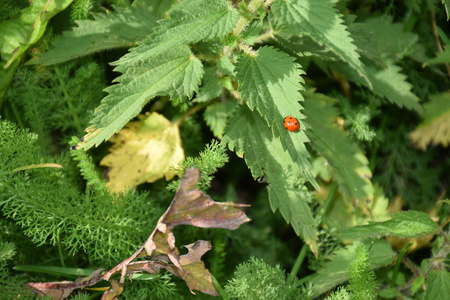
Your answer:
[100,112,184,193]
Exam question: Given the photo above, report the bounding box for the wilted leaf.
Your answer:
[27,281,74,300]
[101,280,123,300]
[162,168,250,229]
[26,168,248,297]
[100,112,184,193]
[179,241,218,296]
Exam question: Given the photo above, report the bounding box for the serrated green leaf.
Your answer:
[410,92,450,149]
[340,211,439,239]
[116,0,238,67]
[425,270,450,300]
[310,240,394,297]
[79,46,203,150]
[411,275,425,295]
[366,64,422,111]
[0,0,73,67]
[334,62,422,111]
[271,0,370,87]
[223,105,318,256]
[194,67,223,103]
[40,2,161,65]
[426,48,450,65]
[304,92,374,205]
[235,46,316,187]
[204,101,236,139]
[349,16,420,63]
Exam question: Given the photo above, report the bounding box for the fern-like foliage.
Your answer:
[0,120,161,265]
[347,245,378,300]
[7,62,106,148]
[225,257,301,300]
[167,139,229,192]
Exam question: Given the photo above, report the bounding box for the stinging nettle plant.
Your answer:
[1,0,449,299]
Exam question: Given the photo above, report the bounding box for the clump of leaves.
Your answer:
[347,245,378,300]
[225,257,301,300]
[26,168,250,298]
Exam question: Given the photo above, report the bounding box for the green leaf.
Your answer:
[410,92,450,150]
[194,67,223,103]
[340,211,439,239]
[349,16,420,63]
[425,270,450,300]
[40,2,160,65]
[366,64,422,111]
[333,62,422,112]
[235,46,316,186]
[271,0,370,87]
[0,0,73,68]
[204,101,236,139]
[310,240,394,298]
[304,92,374,204]
[116,0,238,67]
[79,46,203,150]
[223,105,318,256]
[411,275,425,295]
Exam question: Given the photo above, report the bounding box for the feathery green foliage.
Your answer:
[225,257,301,300]
[167,139,228,192]
[0,120,160,265]
[347,245,378,300]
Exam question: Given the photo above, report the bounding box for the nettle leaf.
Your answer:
[78,46,203,150]
[340,211,439,239]
[349,16,420,63]
[224,105,318,256]
[425,270,450,300]
[304,92,374,205]
[426,48,450,65]
[235,46,316,186]
[116,0,238,66]
[40,2,160,65]
[365,64,422,111]
[271,0,370,87]
[194,67,223,103]
[204,101,237,139]
[332,61,422,112]
[410,92,450,150]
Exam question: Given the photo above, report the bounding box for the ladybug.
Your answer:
[283,116,300,132]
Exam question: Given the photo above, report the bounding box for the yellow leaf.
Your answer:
[410,92,450,150]
[410,112,450,150]
[100,112,184,193]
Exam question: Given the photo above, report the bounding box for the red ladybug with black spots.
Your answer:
[283,116,300,132]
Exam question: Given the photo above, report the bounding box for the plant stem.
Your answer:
[173,102,208,126]
[54,66,84,133]
[57,228,66,268]
[429,2,450,77]
[288,243,309,282]
[390,241,413,287]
